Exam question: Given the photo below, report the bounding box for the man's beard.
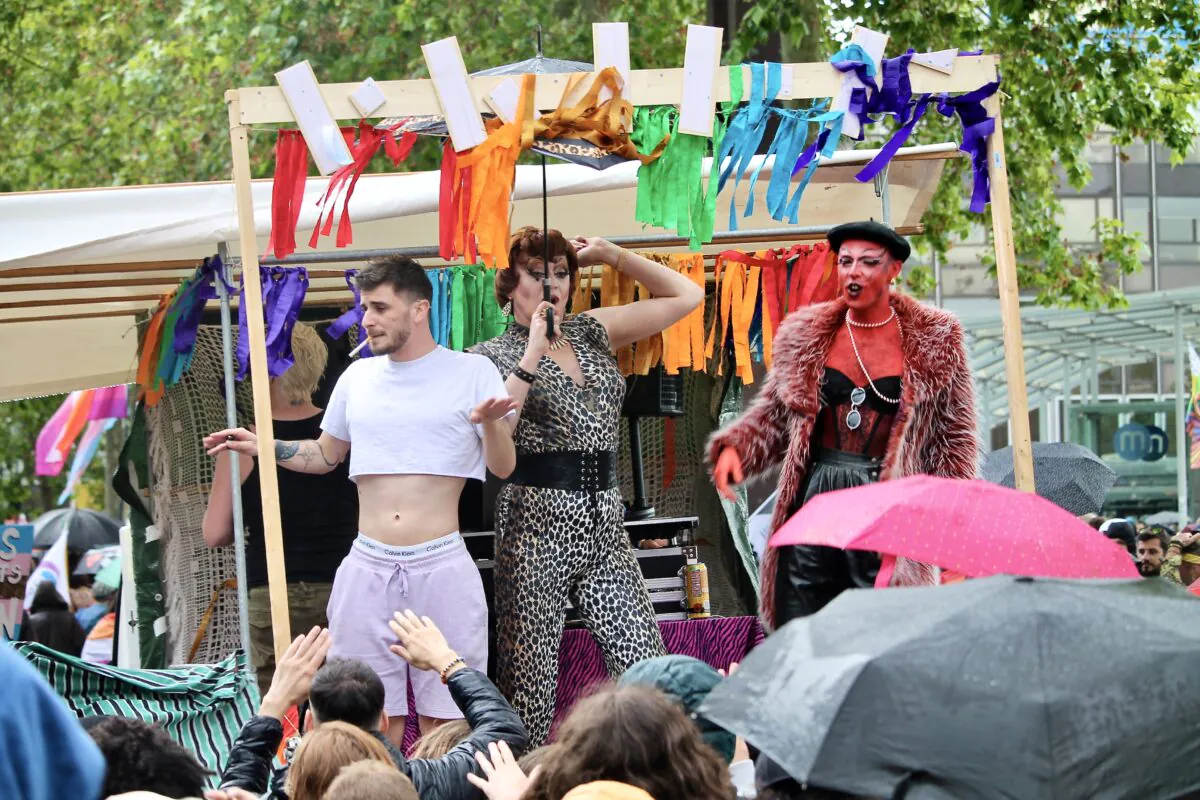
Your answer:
[1138,562,1161,577]
[371,326,410,356]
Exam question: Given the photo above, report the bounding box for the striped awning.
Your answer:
[15,642,258,785]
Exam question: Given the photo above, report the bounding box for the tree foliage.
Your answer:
[755,0,1200,308]
[2,0,1198,309]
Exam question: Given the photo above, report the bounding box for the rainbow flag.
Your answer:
[1188,344,1200,469]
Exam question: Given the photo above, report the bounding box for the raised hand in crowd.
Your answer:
[388,610,466,677]
[465,740,540,800]
[258,626,332,720]
[203,787,260,800]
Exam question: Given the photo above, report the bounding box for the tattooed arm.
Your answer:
[204,429,350,475]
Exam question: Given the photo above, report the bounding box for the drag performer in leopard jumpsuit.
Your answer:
[472,226,704,744]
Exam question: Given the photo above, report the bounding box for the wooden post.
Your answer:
[226,91,292,659]
[983,80,1035,492]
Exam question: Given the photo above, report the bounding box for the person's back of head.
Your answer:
[321,759,417,800]
[409,718,471,759]
[287,720,395,800]
[82,715,210,798]
[278,323,330,405]
[309,658,387,731]
[526,683,733,800]
[619,654,736,763]
[519,744,558,774]
[29,580,68,614]
[1100,519,1136,555]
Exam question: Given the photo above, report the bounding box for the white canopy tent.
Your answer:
[0,143,957,401]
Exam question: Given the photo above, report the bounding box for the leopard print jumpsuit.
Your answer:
[472,314,666,744]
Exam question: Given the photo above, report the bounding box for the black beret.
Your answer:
[827,220,911,262]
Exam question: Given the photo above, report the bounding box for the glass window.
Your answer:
[1058,198,1098,242]
[1122,143,1149,163]
[1121,195,1152,244]
[1128,360,1159,394]
[1099,366,1122,394]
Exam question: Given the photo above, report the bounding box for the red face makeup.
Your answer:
[837,240,901,314]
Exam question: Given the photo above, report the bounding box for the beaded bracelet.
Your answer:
[439,656,467,684]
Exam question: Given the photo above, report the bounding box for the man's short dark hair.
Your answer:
[84,715,210,798]
[1137,530,1169,550]
[309,658,387,730]
[356,256,432,303]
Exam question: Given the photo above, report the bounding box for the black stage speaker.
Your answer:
[621,366,686,520]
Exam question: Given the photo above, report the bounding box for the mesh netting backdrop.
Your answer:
[147,324,747,665]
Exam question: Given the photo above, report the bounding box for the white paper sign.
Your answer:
[350,77,387,117]
[911,49,958,75]
[422,37,488,152]
[593,22,631,103]
[679,25,724,137]
[484,78,521,124]
[275,61,354,176]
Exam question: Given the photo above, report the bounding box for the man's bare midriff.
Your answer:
[355,474,466,546]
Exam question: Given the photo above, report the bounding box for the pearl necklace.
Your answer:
[845,311,903,405]
[846,308,896,328]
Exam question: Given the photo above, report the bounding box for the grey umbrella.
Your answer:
[699,576,1200,800]
[33,508,121,552]
[1145,510,1185,527]
[982,442,1117,515]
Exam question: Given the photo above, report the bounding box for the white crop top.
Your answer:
[321,346,509,481]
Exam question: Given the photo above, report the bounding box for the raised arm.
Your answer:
[203,428,350,475]
[201,452,255,547]
[574,237,704,351]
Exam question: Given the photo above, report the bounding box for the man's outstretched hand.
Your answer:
[471,396,519,425]
[258,626,332,720]
[388,610,463,678]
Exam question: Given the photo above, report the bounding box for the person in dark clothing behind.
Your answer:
[202,323,359,696]
[25,580,86,657]
[220,612,528,800]
[82,715,211,798]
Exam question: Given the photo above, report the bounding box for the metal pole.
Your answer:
[932,250,943,308]
[1149,141,1160,291]
[1150,140,1163,399]
[1174,306,1189,521]
[875,166,892,227]
[216,242,254,673]
[257,223,925,267]
[1061,356,1072,443]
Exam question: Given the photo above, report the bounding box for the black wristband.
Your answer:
[511,365,538,384]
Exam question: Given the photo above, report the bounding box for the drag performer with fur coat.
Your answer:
[709,221,979,631]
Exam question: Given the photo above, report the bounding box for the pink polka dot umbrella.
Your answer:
[770,475,1138,580]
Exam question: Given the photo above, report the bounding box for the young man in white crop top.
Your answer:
[205,256,516,742]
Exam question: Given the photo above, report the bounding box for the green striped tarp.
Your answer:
[14,642,259,785]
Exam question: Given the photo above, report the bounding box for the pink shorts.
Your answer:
[326,532,488,719]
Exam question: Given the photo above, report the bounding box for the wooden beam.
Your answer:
[0,309,140,325]
[0,261,201,279]
[230,56,999,125]
[983,85,1035,492]
[229,92,293,660]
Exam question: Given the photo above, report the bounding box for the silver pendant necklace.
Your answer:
[844,310,903,430]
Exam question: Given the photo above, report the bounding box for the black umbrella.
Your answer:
[982,442,1117,515]
[33,508,121,552]
[699,576,1200,800]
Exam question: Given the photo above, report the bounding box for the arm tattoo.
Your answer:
[275,439,340,470]
[275,440,300,461]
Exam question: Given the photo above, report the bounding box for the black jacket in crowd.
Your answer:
[219,668,529,800]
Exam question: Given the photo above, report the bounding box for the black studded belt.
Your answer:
[510,450,618,493]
